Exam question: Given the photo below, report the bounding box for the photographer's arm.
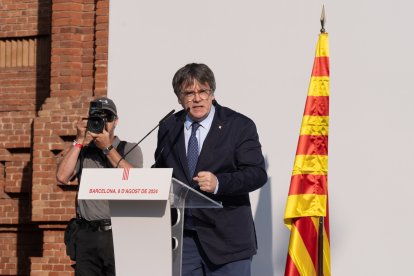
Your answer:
[89,128,138,169]
[104,148,135,169]
[56,143,82,184]
[56,117,88,184]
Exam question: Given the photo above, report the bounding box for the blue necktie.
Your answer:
[187,122,200,177]
[185,122,200,229]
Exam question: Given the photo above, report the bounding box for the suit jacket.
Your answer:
[154,103,267,265]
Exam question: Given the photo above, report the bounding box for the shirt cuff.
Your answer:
[213,177,219,194]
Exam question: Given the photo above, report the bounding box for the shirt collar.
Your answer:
[184,105,216,130]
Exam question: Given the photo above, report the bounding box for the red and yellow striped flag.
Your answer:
[284,32,331,276]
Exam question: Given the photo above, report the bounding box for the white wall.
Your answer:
[107,1,414,275]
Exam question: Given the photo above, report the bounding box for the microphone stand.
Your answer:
[152,108,189,168]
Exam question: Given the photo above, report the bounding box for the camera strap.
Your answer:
[116,141,127,158]
[103,140,127,168]
[77,140,127,180]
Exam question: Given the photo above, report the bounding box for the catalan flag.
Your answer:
[283,31,331,276]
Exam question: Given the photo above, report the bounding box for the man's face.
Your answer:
[178,80,215,121]
[103,111,118,136]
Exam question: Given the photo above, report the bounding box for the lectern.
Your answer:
[78,168,222,276]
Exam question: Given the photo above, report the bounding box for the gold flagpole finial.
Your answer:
[320,5,326,33]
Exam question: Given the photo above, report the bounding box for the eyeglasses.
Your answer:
[180,89,212,101]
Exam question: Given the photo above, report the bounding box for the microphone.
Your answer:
[118,109,175,165]
[152,108,189,168]
[159,109,175,124]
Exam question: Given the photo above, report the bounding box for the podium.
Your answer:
[78,168,222,276]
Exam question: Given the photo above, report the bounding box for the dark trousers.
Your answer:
[182,230,252,276]
[75,222,115,276]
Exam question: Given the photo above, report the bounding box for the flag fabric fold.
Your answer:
[284,33,331,276]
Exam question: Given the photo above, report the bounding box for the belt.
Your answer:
[80,218,112,232]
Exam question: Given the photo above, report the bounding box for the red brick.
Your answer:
[1,0,110,274]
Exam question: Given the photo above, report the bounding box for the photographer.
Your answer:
[57,97,143,275]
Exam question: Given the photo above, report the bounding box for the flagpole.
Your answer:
[318,6,326,276]
[284,6,331,276]
[320,5,326,34]
[318,217,324,276]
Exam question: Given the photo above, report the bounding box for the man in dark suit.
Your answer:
[154,63,267,276]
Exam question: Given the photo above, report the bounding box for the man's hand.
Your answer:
[75,117,88,144]
[88,128,112,150]
[193,171,217,193]
[76,117,92,145]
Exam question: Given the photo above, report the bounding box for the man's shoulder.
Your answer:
[115,138,143,167]
[114,136,134,145]
[215,104,254,125]
[161,110,185,129]
[114,138,141,153]
[119,140,140,151]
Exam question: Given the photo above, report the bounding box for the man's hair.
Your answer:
[172,63,216,97]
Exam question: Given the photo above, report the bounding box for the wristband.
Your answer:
[73,140,83,149]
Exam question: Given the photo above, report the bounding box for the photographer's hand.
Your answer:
[88,128,134,169]
[75,117,88,144]
[88,128,112,150]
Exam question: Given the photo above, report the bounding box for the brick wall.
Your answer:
[0,0,109,274]
[0,0,50,37]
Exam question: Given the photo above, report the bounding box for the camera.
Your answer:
[86,102,115,133]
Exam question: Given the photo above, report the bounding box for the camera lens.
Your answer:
[87,117,105,133]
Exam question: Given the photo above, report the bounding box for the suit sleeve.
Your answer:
[215,118,267,196]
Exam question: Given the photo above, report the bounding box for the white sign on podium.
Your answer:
[79,168,173,276]
[79,168,222,276]
[78,167,172,200]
